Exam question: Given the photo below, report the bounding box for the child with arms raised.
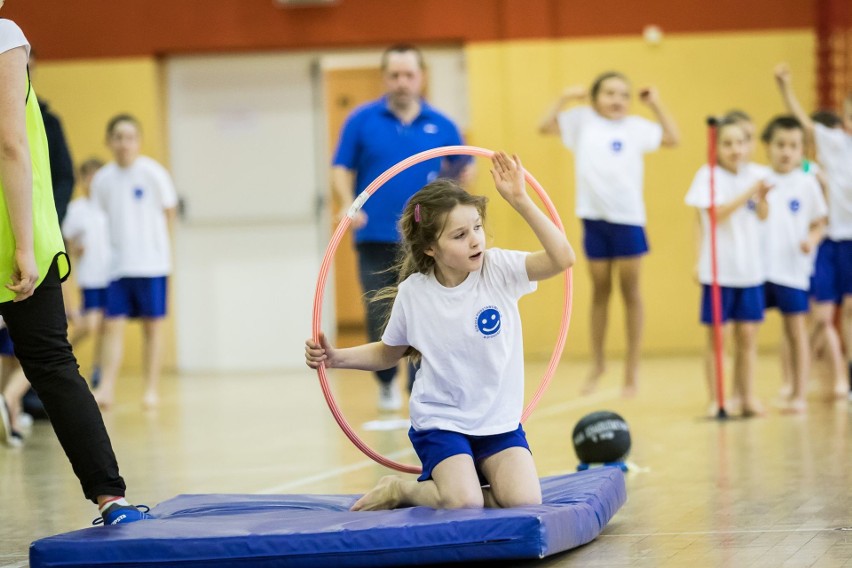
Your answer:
[306,152,575,510]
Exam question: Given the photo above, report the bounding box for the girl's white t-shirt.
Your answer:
[0,20,29,59]
[685,163,769,287]
[558,106,662,226]
[92,156,177,279]
[61,197,111,289]
[382,248,537,436]
[813,123,852,241]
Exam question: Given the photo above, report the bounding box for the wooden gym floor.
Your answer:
[1,354,850,567]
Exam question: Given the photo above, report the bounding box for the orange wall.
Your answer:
[6,0,815,59]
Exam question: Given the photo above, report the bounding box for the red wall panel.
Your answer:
[4,0,815,60]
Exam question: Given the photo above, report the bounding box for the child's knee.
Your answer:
[439,487,484,509]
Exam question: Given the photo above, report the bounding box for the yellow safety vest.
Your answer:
[0,70,68,303]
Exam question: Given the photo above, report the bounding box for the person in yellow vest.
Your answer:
[0,9,149,524]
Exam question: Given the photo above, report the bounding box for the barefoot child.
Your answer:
[775,64,852,399]
[538,71,679,397]
[685,117,772,417]
[306,152,575,510]
[759,116,828,412]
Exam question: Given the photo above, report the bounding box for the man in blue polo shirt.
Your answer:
[331,44,471,411]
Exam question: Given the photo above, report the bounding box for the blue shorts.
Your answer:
[811,239,852,303]
[765,282,809,314]
[701,284,765,324]
[81,287,108,311]
[0,328,14,356]
[582,219,649,260]
[105,277,168,319]
[409,424,530,483]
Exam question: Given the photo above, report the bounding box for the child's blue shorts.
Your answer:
[582,219,649,260]
[81,287,108,312]
[105,276,168,319]
[810,239,852,303]
[765,281,809,315]
[700,284,765,324]
[409,424,530,483]
[0,327,14,356]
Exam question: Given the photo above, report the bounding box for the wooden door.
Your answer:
[323,67,384,334]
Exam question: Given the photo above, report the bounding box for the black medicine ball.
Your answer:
[572,411,631,464]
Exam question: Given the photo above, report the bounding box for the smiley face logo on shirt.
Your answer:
[789,199,800,213]
[611,140,623,153]
[476,306,502,338]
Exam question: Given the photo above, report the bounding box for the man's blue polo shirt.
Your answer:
[333,97,467,244]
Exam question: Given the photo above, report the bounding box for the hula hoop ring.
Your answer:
[312,145,573,474]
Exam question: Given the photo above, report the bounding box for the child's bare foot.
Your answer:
[622,380,638,398]
[581,365,605,396]
[351,475,402,511]
[741,399,765,418]
[726,396,742,415]
[93,389,114,410]
[829,380,847,400]
[142,390,159,410]
[777,384,793,399]
[778,397,807,414]
[706,401,727,417]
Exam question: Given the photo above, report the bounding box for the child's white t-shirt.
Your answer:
[685,163,769,287]
[762,170,828,290]
[558,106,663,226]
[0,20,29,60]
[813,123,852,240]
[61,197,111,289]
[91,156,178,279]
[382,248,537,436]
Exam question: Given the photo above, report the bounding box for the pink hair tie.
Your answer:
[414,204,421,222]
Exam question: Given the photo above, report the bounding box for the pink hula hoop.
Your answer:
[312,145,574,474]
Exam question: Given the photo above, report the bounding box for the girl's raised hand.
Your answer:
[638,86,659,105]
[774,63,792,86]
[490,151,528,208]
[305,332,336,369]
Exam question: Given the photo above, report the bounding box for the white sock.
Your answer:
[99,497,130,515]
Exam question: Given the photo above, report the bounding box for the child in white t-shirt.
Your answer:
[62,158,109,387]
[685,117,772,417]
[306,152,575,511]
[776,64,852,400]
[538,71,679,398]
[91,115,178,410]
[759,116,828,413]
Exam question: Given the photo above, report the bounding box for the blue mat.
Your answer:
[30,467,626,567]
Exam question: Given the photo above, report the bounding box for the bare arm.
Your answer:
[305,333,408,371]
[801,217,827,254]
[774,64,814,137]
[0,46,38,301]
[538,86,587,136]
[331,165,366,228]
[490,152,575,281]
[639,87,680,147]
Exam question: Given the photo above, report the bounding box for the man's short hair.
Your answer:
[381,44,425,71]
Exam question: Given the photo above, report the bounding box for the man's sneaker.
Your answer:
[378,380,402,412]
[93,504,152,526]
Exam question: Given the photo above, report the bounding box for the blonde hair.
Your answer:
[372,178,488,360]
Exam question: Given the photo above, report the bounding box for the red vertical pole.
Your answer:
[707,117,727,419]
